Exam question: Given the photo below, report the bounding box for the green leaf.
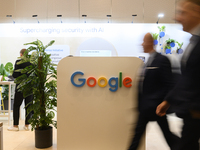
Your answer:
[5,62,13,75]
[165,45,171,49]
[0,64,8,77]
[158,26,166,32]
[176,41,183,49]
[166,38,176,44]
[24,40,38,46]
[44,40,55,49]
[27,46,37,52]
[152,33,159,40]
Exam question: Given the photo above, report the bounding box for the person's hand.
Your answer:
[156,100,170,116]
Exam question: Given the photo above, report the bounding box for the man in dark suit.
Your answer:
[127,33,179,150]
[8,49,33,131]
[156,0,200,150]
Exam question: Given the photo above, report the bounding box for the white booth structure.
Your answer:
[57,57,144,150]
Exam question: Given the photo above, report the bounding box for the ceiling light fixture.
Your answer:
[57,15,63,23]
[107,15,112,23]
[82,15,87,23]
[6,15,15,24]
[156,13,164,24]
[132,14,137,23]
[32,15,39,23]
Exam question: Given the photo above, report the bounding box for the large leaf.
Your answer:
[14,74,27,84]
[44,40,55,49]
[24,40,39,46]
[21,65,34,74]
[5,62,13,75]
[27,46,37,52]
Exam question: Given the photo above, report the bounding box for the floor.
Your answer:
[0,118,57,150]
[145,114,183,150]
[0,114,183,150]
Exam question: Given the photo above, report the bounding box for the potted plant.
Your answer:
[152,33,159,45]
[166,38,176,47]
[176,41,184,54]
[15,39,57,148]
[165,45,172,54]
[158,26,166,38]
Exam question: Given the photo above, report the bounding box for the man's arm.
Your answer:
[156,100,170,116]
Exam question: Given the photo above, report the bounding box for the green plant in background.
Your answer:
[0,62,14,81]
[0,64,9,81]
[0,62,14,102]
[176,41,183,49]
[165,45,171,50]
[2,85,8,100]
[15,39,57,131]
[158,26,166,32]
[152,33,159,40]
[158,26,166,38]
[1,85,13,101]
[5,62,14,76]
[166,38,176,45]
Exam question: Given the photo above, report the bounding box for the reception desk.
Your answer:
[57,57,145,150]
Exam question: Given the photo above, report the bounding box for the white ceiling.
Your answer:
[0,0,179,23]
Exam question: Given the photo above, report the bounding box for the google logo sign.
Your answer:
[71,71,132,92]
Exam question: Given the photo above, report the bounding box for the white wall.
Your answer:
[0,23,191,66]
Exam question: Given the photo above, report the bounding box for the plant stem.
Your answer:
[38,56,46,129]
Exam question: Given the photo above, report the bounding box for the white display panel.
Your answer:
[0,23,191,65]
[45,45,70,64]
[80,50,112,56]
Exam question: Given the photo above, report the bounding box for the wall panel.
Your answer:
[80,0,112,19]
[144,0,175,23]
[0,0,16,18]
[15,0,48,23]
[0,0,178,23]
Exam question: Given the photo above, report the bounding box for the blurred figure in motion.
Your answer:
[156,0,200,149]
[127,33,179,150]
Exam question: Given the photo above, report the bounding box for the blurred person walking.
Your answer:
[156,0,200,149]
[127,33,179,150]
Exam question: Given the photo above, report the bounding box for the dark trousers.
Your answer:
[13,91,33,125]
[178,115,200,150]
[128,113,180,150]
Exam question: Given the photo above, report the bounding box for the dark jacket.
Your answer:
[138,52,173,116]
[12,59,32,92]
[165,36,200,117]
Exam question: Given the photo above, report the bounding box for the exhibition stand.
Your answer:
[57,57,145,150]
[0,23,191,149]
